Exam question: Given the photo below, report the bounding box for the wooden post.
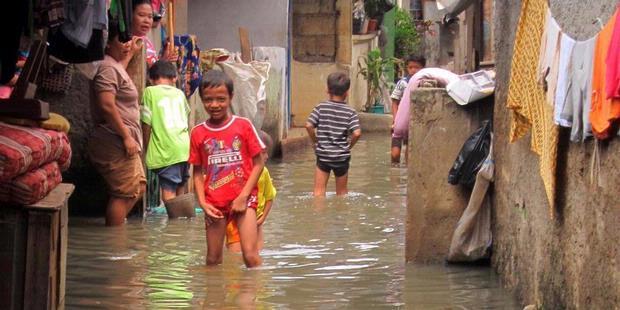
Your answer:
[125,41,148,217]
[239,27,252,63]
[168,0,175,57]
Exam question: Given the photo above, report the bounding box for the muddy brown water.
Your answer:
[66,133,519,309]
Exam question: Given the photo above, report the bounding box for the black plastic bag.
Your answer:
[448,120,492,187]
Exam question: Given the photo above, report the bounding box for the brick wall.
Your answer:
[292,0,338,62]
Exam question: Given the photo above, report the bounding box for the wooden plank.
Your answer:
[126,45,147,104]
[125,46,147,218]
[0,208,27,310]
[465,5,476,72]
[0,98,50,120]
[56,197,68,308]
[23,211,58,310]
[11,40,46,100]
[25,184,74,212]
[239,27,252,63]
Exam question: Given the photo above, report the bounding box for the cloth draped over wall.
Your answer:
[506,0,558,216]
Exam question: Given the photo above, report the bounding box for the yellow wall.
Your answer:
[290,62,347,127]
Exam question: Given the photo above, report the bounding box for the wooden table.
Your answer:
[0,183,74,310]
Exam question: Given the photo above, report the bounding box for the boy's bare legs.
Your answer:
[390,146,401,164]
[335,173,348,196]
[237,208,262,267]
[161,189,177,202]
[176,184,186,196]
[404,143,409,164]
[257,225,264,251]
[227,241,242,253]
[313,167,330,197]
[206,218,226,265]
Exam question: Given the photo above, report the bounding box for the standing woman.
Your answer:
[131,0,176,67]
[89,21,145,226]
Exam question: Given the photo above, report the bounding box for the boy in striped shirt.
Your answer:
[305,72,362,196]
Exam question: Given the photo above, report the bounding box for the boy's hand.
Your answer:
[202,203,224,223]
[231,195,248,213]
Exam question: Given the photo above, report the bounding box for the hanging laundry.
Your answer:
[48,0,107,63]
[60,0,107,48]
[506,0,558,215]
[606,7,620,99]
[537,9,561,106]
[174,35,202,98]
[590,10,620,140]
[554,34,576,127]
[559,37,596,142]
[33,0,65,28]
[48,28,105,63]
[109,0,133,43]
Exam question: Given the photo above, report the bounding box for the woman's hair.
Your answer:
[132,0,152,10]
[107,18,121,43]
[200,70,234,98]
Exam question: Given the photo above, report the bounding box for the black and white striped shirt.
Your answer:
[307,100,361,162]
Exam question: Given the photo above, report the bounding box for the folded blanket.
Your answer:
[0,161,62,205]
[0,121,71,182]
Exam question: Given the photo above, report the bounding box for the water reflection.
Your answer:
[66,133,518,309]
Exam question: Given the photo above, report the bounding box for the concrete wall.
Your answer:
[188,0,288,50]
[492,0,620,308]
[290,0,352,127]
[422,1,447,67]
[405,88,493,263]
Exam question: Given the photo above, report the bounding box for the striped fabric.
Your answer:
[307,101,360,162]
[0,161,62,205]
[0,122,71,182]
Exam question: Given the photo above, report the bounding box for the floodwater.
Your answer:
[66,133,519,309]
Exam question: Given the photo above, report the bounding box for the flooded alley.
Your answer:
[66,134,518,309]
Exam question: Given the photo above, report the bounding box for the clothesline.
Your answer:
[506,0,620,216]
[538,6,620,143]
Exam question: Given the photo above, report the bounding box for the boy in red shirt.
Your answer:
[189,70,266,268]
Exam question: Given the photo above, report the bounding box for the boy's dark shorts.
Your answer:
[154,162,190,192]
[317,158,350,177]
[391,137,408,148]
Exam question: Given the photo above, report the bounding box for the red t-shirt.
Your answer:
[189,116,265,209]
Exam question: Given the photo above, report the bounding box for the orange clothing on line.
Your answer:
[590,10,620,140]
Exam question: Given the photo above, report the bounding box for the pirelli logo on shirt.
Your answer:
[208,152,243,165]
